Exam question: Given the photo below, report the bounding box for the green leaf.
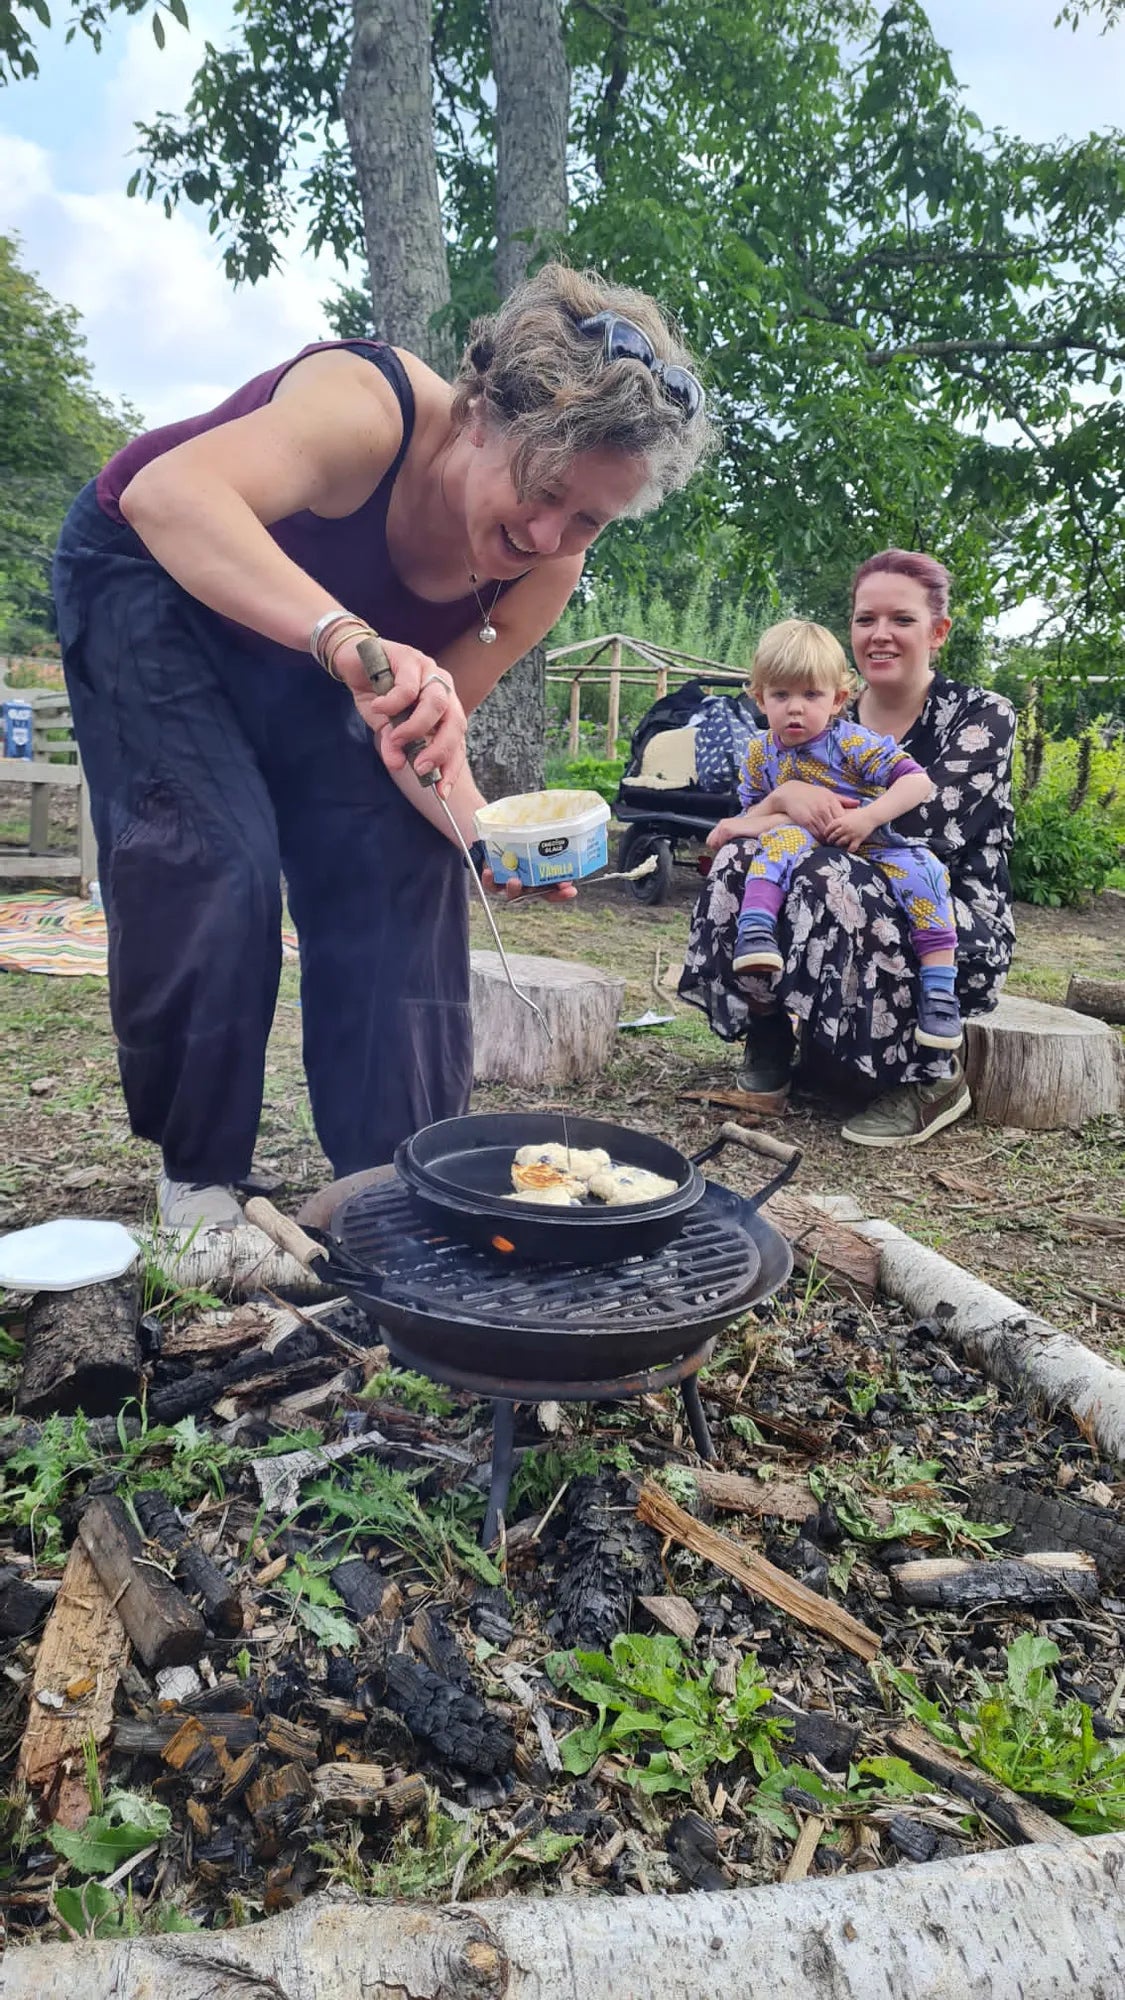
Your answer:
[151,10,165,48]
[290,1597,358,1650]
[49,1813,162,1876]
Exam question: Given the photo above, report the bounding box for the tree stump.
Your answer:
[964,994,1123,1129]
[470,950,625,1088]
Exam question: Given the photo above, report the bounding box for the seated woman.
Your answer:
[678,550,1016,1147]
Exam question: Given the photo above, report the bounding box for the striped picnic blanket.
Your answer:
[0,892,299,978]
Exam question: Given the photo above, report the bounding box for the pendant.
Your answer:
[478,623,498,645]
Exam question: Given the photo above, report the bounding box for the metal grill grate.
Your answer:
[335,1181,761,1332]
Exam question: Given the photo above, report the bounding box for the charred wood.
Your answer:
[888,1551,1098,1612]
[383,1654,514,1777]
[131,1489,244,1637]
[553,1476,663,1651]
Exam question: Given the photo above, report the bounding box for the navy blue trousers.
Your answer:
[52,484,473,1183]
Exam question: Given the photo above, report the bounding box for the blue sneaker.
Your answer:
[916,987,963,1050]
[732,915,783,974]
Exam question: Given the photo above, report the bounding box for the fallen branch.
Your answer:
[686,1467,813,1522]
[134,1223,331,1299]
[8,1837,1125,1997]
[635,1480,881,1663]
[77,1496,206,1671]
[887,1551,1098,1613]
[846,1215,1125,1464]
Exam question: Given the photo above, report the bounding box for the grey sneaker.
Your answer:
[841,1057,971,1148]
[157,1176,243,1231]
[736,1012,794,1095]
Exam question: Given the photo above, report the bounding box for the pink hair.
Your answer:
[851,549,951,623]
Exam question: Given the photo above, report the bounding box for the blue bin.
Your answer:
[2,700,34,760]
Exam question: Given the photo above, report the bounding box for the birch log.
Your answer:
[851,1215,1125,1463]
[963,994,1123,1129]
[130,1226,332,1300]
[7,1838,1125,1999]
[470,949,625,1087]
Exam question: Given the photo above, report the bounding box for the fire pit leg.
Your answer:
[680,1376,716,1462]
[483,1399,517,1547]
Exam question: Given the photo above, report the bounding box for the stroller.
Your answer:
[613,676,761,904]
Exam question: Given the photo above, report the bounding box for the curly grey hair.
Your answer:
[450,263,717,514]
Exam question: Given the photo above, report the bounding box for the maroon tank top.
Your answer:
[96,340,511,662]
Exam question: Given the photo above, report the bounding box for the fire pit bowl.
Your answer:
[324,1174,795,1380]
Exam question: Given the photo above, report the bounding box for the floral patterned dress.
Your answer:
[677,674,1016,1088]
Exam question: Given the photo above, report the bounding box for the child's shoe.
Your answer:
[915,987,963,1050]
[732,915,784,974]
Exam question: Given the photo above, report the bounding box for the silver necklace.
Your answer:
[469,572,504,645]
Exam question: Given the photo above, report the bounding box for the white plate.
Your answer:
[0,1218,139,1292]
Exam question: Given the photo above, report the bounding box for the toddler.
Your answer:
[709,619,961,1051]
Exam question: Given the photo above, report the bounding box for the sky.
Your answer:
[0,0,1123,432]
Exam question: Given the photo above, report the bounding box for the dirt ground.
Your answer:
[0,855,1122,1351]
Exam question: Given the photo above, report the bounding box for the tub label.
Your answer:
[538,835,570,856]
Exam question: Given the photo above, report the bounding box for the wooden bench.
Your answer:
[0,681,96,891]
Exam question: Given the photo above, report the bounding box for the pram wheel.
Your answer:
[618,828,674,905]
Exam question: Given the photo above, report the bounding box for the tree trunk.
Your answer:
[10,1838,1125,1998]
[489,0,569,299]
[342,0,453,373]
[467,643,547,798]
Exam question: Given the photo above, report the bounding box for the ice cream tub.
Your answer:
[474,789,611,888]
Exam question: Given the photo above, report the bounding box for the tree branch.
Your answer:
[867,331,1125,366]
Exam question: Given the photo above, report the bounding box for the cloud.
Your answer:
[0,9,352,429]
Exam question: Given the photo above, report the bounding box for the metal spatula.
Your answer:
[355,636,551,1042]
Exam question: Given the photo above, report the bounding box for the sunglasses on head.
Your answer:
[577,311,705,420]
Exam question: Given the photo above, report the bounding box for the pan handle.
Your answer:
[742,1151,801,1210]
[688,1135,802,1208]
[244,1198,385,1292]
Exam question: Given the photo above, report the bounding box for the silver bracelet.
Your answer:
[308,609,360,667]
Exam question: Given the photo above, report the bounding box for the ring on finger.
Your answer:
[419,672,453,697]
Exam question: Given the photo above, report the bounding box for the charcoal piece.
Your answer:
[260,1664,308,1720]
[0,1566,52,1640]
[132,1488,244,1637]
[467,1587,514,1648]
[549,1809,597,1837]
[410,1604,472,1688]
[764,1534,829,1597]
[665,1811,729,1892]
[763,1705,859,1773]
[329,1557,385,1622]
[782,1784,823,1815]
[383,1654,514,1776]
[361,1706,417,1765]
[552,1476,663,1651]
[886,1815,939,1864]
[324,1656,359,1701]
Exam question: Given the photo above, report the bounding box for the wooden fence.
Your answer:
[545,634,748,757]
